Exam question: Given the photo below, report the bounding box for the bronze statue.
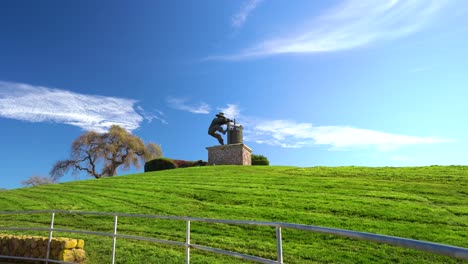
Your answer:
[208,112,232,145]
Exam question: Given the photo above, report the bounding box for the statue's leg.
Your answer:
[209,130,224,145]
[214,133,224,145]
[217,126,226,135]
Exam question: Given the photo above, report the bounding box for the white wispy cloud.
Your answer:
[212,0,452,60]
[136,106,168,125]
[243,119,452,150]
[0,81,144,132]
[218,104,241,119]
[232,0,263,29]
[166,97,211,114]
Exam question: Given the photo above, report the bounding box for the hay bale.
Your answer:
[61,239,78,249]
[74,249,87,263]
[77,239,85,249]
[58,249,74,262]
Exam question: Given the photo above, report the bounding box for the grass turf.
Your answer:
[0,166,467,263]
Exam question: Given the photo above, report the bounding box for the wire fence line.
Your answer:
[0,210,467,263]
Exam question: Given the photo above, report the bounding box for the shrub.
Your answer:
[194,160,207,166]
[144,158,177,172]
[21,175,56,187]
[173,159,207,168]
[251,154,269,166]
[173,160,195,168]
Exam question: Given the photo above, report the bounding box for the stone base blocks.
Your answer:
[206,143,252,165]
[0,234,86,263]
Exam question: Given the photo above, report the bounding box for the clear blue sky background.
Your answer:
[1,0,468,189]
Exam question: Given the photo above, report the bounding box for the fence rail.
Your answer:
[0,210,467,263]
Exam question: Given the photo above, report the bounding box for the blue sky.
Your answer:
[1,0,468,189]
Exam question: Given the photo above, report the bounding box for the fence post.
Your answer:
[186,220,191,264]
[276,226,283,264]
[111,215,118,264]
[45,212,55,264]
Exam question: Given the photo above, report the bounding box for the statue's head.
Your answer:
[216,112,225,118]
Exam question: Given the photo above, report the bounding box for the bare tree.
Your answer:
[51,125,162,180]
[21,175,56,187]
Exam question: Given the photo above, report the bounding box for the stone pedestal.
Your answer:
[206,143,252,165]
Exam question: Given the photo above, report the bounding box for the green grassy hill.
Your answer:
[0,166,467,263]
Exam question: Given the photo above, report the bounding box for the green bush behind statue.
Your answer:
[145,158,207,172]
[144,158,177,172]
[251,154,269,166]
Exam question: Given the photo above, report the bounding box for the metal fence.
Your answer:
[0,210,467,263]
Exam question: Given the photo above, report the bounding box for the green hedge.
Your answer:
[173,159,207,168]
[144,158,177,172]
[251,154,269,166]
[145,158,207,172]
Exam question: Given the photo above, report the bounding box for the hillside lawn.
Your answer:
[0,166,467,263]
